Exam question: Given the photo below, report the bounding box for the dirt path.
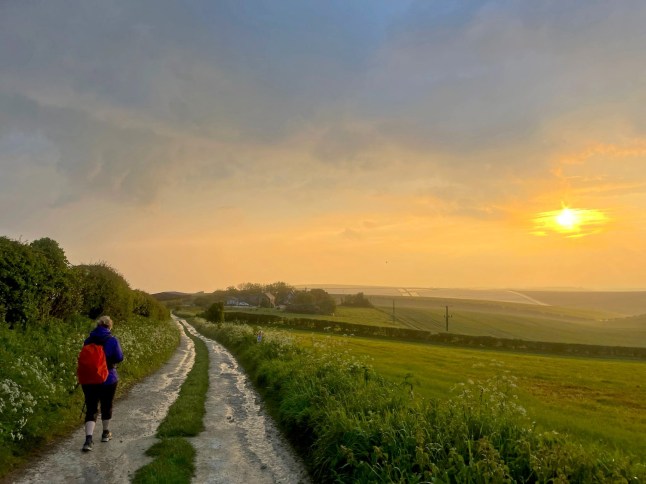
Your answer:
[10,317,309,483]
[10,318,195,483]
[182,321,310,484]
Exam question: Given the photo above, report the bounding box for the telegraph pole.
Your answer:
[445,305,451,332]
[392,299,396,324]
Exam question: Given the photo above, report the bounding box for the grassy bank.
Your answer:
[189,319,646,482]
[132,322,209,484]
[0,316,180,478]
[295,331,646,457]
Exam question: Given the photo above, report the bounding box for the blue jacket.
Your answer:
[84,326,124,385]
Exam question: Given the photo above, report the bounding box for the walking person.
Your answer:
[77,315,124,452]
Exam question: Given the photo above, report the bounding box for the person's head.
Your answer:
[96,315,113,331]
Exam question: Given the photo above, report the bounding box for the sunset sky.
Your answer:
[2,1,646,293]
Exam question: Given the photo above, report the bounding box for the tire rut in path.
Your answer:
[10,319,194,484]
[182,322,310,484]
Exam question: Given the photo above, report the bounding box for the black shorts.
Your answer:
[82,382,118,422]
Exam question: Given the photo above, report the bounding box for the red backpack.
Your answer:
[77,335,111,385]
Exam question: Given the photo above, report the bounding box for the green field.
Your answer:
[366,295,646,347]
[219,295,646,348]
[292,330,646,457]
[223,305,398,327]
[520,290,646,316]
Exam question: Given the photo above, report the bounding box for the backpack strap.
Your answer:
[86,334,112,346]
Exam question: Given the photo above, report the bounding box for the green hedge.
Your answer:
[224,311,646,360]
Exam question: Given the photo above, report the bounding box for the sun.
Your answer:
[532,205,608,237]
[555,207,580,231]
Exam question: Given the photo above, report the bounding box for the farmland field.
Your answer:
[223,305,399,327]
[366,295,646,347]
[292,330,646,457]
[519,290,646,316]
[220,294,646,347]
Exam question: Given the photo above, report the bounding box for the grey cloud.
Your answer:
[0,0,407,144]
[2,0,645,221]
[356,1,646,164]
[0,91,176,205]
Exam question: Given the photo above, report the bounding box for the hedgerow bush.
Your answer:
[191,320,646,483]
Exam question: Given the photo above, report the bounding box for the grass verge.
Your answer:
[130,438,196,484]
[294,330,646,456]
[132,322,209,484]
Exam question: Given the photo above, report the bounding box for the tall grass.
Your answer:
[317,334,646,456]
[0,316,180,477]
[191,319,646,483]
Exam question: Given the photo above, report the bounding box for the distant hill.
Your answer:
[519,290,646,317]
[152,291,194,301]
[296,285,547,306]
[296,285,646,317]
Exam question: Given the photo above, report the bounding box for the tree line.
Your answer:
[0,236,168,330]
[185,281,336,317]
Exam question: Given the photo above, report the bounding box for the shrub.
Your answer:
[340,292,373,308]
[0,238,49,328]
[133,290,170,320]
[286,289,336,315]
[0,237,83,329]
[202,302,224,323]
[75,263,133,321]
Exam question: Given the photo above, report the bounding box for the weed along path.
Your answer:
[182,321,310,484]
[10,319,195,484]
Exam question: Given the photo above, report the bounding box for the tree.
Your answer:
[0,237,45,328]
[265,281,294,305]
[203,302,224,323]
[75,263,133,321]
[287,288,336,315]
[30,237,81,320]
[133,289,169,320]
[1,235,169,328]
[310,288,336,315]
[340,292,373,308]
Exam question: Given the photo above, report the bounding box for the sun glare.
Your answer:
[555,208,579,230]
[533,206,608,237]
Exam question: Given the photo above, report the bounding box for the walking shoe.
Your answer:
[101,430,112,442]
[82,437,93,452]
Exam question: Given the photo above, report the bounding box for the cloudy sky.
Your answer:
[2,0,646,293]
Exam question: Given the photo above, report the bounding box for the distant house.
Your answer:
[227,293,275,308]
[263,292,276,308]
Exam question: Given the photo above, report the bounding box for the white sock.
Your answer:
[85,421,96,438]
[102,419,110,432]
